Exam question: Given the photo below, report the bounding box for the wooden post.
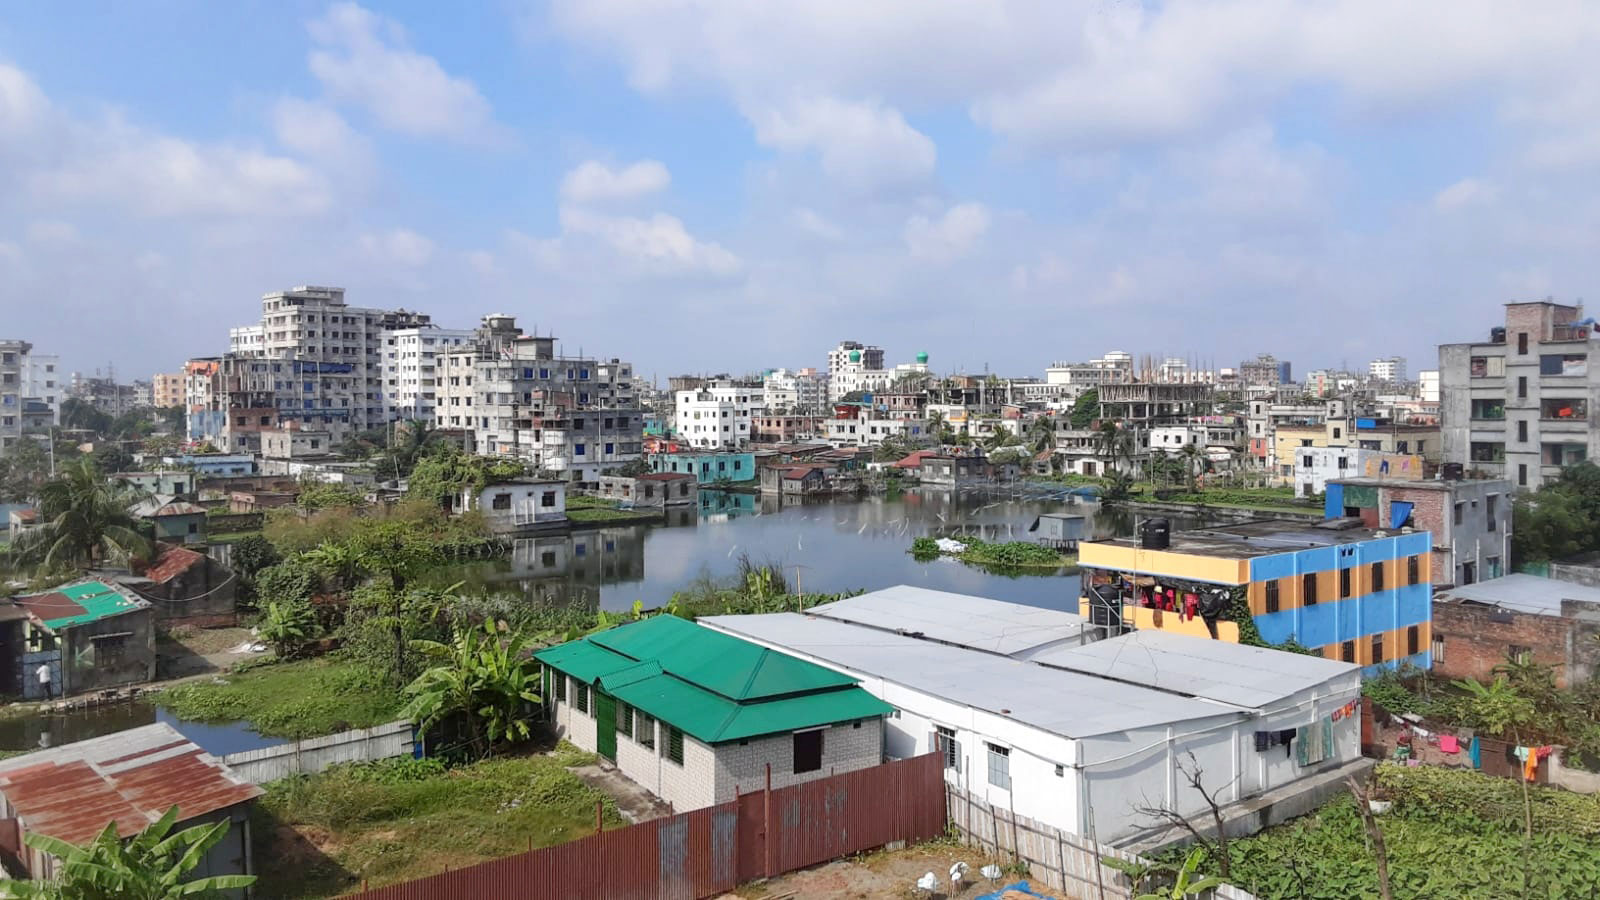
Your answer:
[1055,830,1066,896]
[1007,790,1020,865]
[764,763,774,878]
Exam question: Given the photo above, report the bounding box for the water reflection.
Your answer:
[430,488,1212,614]
[0,702,283,755]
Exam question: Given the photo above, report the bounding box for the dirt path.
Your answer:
[724,844,1071,900]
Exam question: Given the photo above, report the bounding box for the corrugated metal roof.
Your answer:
[807,586,1088,658]
[0,722,262,846]
[1437,573,1600,618]
[535,615,890,744]
[702,613,1242,739]
[140,545,207,584]
[17,581,149,630]
[1026,629,1360,709]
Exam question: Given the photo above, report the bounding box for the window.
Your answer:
[491,493,511,510]
[1542,443,1589,466]
[1341,641,1356,663]
[1488,556,1503,578]
[1303,572,1318,605]
[1372,561,1385,592]
[935,726,960,770]
[541,491,556,508]
[793,730,824,773]
[1339,567,1351,599]
[1470,356,1506,377]
[1301,454,1313,468]
[1453,501,1465,526]
[555,673,567,702]
[1470,442,1505,463]
[636,713,656,749]
[1337,456,1349,471]
[1371,634,1385,665]
[1408,555,1420,586]
[1486,494,1499,531]
[1265,579,1280,614]
[1540,353,1588,376]
[1518,331,1529,354]
[1407,625,1420,656]
[1332,427,1342,440]
[1518,464,1528,487]
[574,682,589,714]
[92,634,130,668]
[1471,399,1506,420]
[1431,636,1445,661]
[1518,420,1529,442]
[1517,376,1527,399]
[1509,645,1532,664]
[665,726,684,765]
[986,743,1011,790]
[616,702,634,739]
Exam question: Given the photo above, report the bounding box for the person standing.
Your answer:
[35,662,52,701]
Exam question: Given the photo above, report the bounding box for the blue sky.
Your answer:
[4,1,1600,383]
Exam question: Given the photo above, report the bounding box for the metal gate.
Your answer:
[595,691,617,761]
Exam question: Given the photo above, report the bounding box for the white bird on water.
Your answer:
[726,544,738,558]
[858,522,869,534]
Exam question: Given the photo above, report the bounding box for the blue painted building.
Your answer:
[651,452,756,484]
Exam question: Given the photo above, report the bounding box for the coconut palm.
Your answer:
[2,806,255,899]
[1028,416,1057,454]
[6,457,151,571]
[402,620,542,759]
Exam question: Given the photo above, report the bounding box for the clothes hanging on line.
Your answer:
[1439,735,1460,754]
[1468,736,1482,769]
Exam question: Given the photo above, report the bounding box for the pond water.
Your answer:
[429,487,1214,613]
[0,701,283,756]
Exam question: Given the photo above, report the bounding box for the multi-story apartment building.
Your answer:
[383,327,475,424]
[676,380,763,449]
[69,374,144,417]
[1239,353,1286,387]
[21,351,60,427]
[762,367,828,414]
[1440,299,1598,489]
[151,372,185,408]
[1369,357,1407,383]
[0,340,28,455]
[228,325,264,357]
[470,315,642,484]
[1044,351,1134,388]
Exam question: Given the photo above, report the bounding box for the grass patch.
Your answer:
[911,536,1072,573]
[154,654,403,739]
[254,744,625,898]
[568,506,661,523]
[1160,763,1600,899]
[206,530,263,543]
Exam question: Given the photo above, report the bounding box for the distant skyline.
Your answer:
[4,2,1599,380]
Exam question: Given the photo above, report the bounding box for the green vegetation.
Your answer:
[402,622,542,759]
[1513,460,1600,566]
[909,536,1072,572]
[2,805,255,900]
[567,494,661,523]
[1070,389,1099,429]
[1161,764,1600,899]
[155,655,403,739]
[253,747,624,898]
[405,443,527,508]
[3,457,153,575]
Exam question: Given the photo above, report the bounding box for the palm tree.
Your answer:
[1093,420,1121,471]
[402,621,542,759]
[4,806,255,899]
[6,458,151,571]
[1028,416,1057,454]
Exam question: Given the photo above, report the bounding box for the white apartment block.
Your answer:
[0,340,29,454]
[822,414,930,447]
[826,341,886,402]
[1293,446,1381,498]
[22,352,61,426]
[1044,351,1133,387]
[228,325,264,357]
[676,381,762,449]
[1369,357,1407,383]
[383,327,475,424]
[762,368,828,415]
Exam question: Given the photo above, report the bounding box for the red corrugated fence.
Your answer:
[343,753,945,900]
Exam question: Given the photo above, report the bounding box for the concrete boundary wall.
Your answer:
[222,720,414,784]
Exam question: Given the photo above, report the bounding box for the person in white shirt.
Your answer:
[35,662,52,700]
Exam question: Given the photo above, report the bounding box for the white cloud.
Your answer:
[359,228,435,267]
[26,221,78,244]
[556,207,740,278]
[1434,177,1497,212]
[272,98,373,169]
[308,2,504,144]
[559,159,670,204]
[904,202,990,260]
[0,63,47,132]
[745,96,935,191]
[792,207,844,241]
[464,249,497,274]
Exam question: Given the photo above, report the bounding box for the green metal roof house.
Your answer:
[535,614,892,811]
[8,580,156,700]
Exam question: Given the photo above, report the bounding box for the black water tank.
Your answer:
[1442,462,1464,481]
[1141,517,1171,550]
[1490,326,1507,344]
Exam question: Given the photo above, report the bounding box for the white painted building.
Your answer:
[1293,446,1381,498]
[676,380,762,449]
[21,352,60,426]
[762,367,828,415]
[827,341,889,402]
[1418,370,1440,404]
[459,478,567,534]
[822,414,930,447]
[1369,356,1407,383]
[382,327,475,424]
[704,586,1363,844]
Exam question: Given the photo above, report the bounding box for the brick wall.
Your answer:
[1385,487,1451,583]
[714,719,883,802]
[1431,602,1583,687]
[657,732,716,811]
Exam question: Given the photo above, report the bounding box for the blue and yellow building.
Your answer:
[1079,519,1431,675]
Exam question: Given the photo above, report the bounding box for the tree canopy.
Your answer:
[1512,461,1600,565]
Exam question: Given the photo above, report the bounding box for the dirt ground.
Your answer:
[156,624,267,679]
[724,844,1074,900]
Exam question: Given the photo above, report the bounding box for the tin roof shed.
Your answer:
[15,581,149,630]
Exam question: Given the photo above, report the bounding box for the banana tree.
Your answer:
[2,806,255,899]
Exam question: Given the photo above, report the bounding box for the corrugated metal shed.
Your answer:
[702,613,1241,739]
[1027,629,1360,709]
[1435,573,1600,618]
[807,585,1089,658]
[0,722,263,846]
[16,581,149,630]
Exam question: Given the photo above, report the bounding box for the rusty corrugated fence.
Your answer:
[343,753,945,900]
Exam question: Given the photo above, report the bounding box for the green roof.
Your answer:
[20,581,146,630]
[535,616,891,744]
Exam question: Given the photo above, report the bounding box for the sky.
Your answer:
[5,2,1600,383]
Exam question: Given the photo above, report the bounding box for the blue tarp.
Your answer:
[977,882,1051,900]
[1390,500,1414,529]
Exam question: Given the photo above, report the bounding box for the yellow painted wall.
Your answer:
[1272,426,1328,473]
[1078,542,1248,585]
[1075,597,1242,642]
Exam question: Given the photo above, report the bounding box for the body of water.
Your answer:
[431,487,1213,613]
[0,702,283,756]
